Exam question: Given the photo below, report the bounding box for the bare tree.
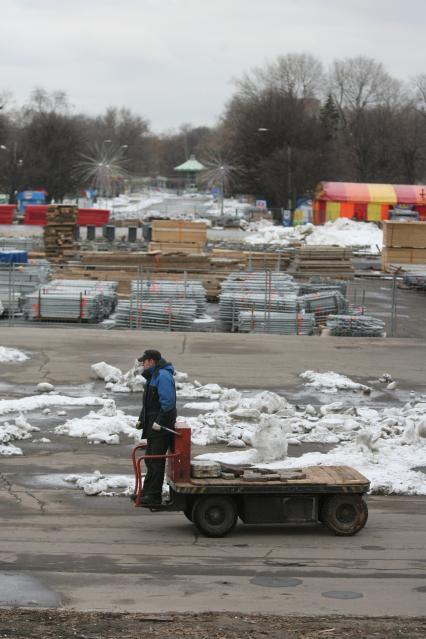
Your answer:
[329,56,401,112]
[236,52,324,100]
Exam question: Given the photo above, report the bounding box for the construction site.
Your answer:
[0,189,426,637]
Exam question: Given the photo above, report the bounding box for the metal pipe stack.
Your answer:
[130,279,207,316]
[238,311,315,335]
[403,270,426,290]
[298,279,347,296]
[326,314,385,337]
[114,299,197,331]
[297,291,348,325]
[219,271,300,330]
[23,279,118,322]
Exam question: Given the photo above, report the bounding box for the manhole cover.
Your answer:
[322,590,363,600]
[250,576,302,588]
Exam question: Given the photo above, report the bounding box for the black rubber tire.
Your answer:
[192,496,238,538]
[183,508,193,522]
[321,494,368,536]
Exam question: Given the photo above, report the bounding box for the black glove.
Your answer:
[135,420,142,430]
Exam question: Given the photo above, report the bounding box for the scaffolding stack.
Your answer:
[130,279,207,316]
[219,271,300,330]
[114,300,198,331]
[297,291,348,325]
[326,314,385,337]
[238,311,315,335]
[24,280,118,322]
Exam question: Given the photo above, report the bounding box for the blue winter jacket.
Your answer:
[139,359,177,437]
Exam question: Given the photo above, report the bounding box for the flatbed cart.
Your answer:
[132,426,369,538]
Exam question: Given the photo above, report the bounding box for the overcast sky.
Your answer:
[2,0,426,132]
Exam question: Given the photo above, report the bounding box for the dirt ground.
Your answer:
[0,610,425,639]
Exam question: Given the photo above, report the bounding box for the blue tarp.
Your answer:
[0,250,28,264]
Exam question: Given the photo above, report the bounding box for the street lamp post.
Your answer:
[220,166,225,217]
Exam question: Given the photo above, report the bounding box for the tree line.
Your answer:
[1,54,426,206]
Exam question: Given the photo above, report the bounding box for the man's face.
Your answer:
[142,357,156,370]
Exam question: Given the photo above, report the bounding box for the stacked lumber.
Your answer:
[211,248,292,271]
[294,246,353,278]
[148,241,204,254]
[80,250,210,270]
[382,221,426,271]
[150,219,207,253]
[43,205,78,262]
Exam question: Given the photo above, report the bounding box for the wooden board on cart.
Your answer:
[170,465,369,492]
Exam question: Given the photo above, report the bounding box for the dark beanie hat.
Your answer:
[138,349,162,363]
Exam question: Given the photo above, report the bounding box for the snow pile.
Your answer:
[0,346,29,363]
[0,394,105,417]
[203,197,252,219]
[64,470,134,496]
[0,443,23,456]
[244,218,383,254]
[0,413,39,456]
[92,361,145,393]
[184,388,292,447]
[55,399,138,444]
[300,370,371,394]
[195,397,426,494]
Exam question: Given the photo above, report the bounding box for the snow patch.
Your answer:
[0,346,29,363]
[55,399,138,444]
[300,370,370,393]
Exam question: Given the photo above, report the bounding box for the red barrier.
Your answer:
[77,208,110,227]
[0,205,16,224]
[24,205,48,225]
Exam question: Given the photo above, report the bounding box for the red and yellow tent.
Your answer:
[313,182,426,224]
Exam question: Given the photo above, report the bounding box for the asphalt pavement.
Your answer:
[0,328,425,616]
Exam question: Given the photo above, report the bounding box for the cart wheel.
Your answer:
[192,496,238,538]
[321,494,368,536]
[183,508,193,522]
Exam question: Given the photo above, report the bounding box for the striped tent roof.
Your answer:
[316,182,426,205]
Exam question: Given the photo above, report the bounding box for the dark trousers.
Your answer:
[141,434,172,499]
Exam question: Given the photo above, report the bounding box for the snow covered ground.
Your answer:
[244,218,383,253]
[1,352,425,495]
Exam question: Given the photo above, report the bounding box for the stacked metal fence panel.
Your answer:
[219,271,300,330]
[298,279,347,296]
[0,292,21,315]
[23,279,118,322]
[130,279,207,317]
[0,262,50,296]
[402,270,426,290]
[326,314,385,337]
[297,291,348,325]
[114,299,197,331]
[238,311,315,335]
[49,280,118,315]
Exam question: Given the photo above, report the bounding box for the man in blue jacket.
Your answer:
[136,349,177,506]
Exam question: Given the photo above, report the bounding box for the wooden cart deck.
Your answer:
[169,465,370,495]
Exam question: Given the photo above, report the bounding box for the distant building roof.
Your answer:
[174,155,206,172]
[316,181,426,205]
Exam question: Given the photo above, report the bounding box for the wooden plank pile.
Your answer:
[294,246,354,278]
[211,248,293,271]
[43,205,78,262]
[382,221,426,271]
[148,219,207,253]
